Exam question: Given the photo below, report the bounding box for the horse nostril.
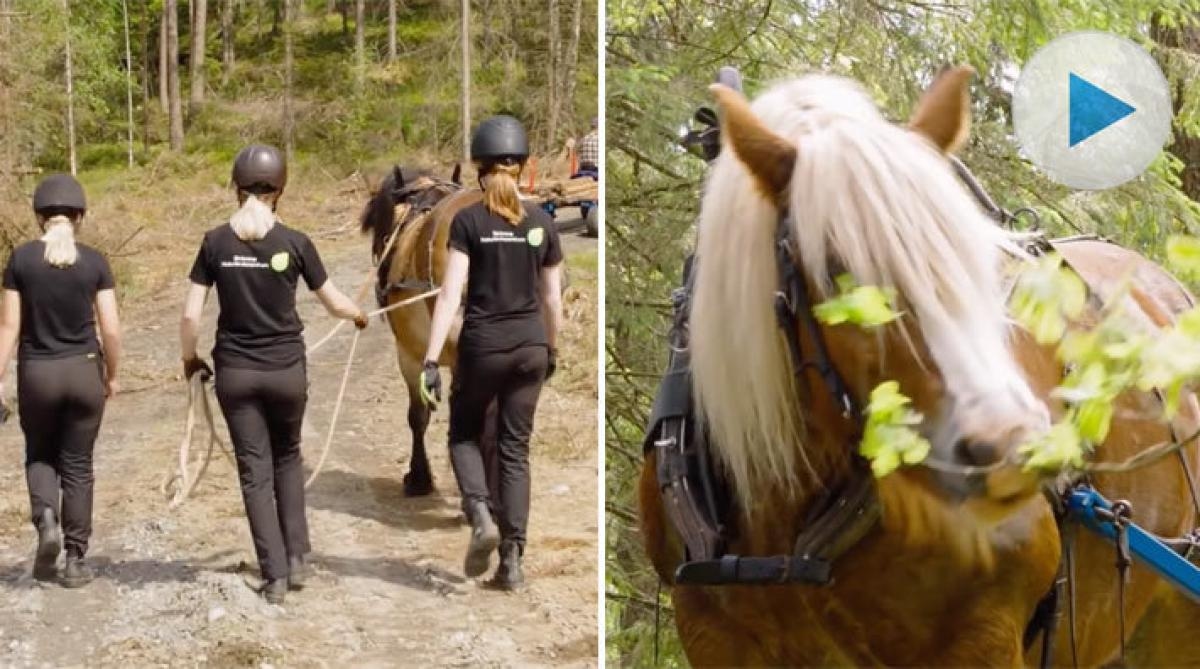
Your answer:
[955,438,1003,467]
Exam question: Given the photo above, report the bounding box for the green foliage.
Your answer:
[2,0,598,173]
[813,274,900,327]
[1010,253,1088,344]
[1001,245,1200,471]
[1168,233,1200,280]
[860,381,932,478]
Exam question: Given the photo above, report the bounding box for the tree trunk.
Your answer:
[190,0,207,108]
[326,0,335,14]
[159,14,169,113]
[271,0,280,36]
[1,0,11,175]
[387,0,396,63]
[339,1,348,37]
[283,0,294,162]
[354,0,365,90]
[460,0,470,164]
[1152,21,1200,202]
[166,0,185,151]
[122,0,135,166]
[220,0,234,86]
[62,0,77,175]
[563,0,581,132]
[546,0,560,147]
[142,0,152,153]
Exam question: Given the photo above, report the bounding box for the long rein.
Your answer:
[163,216,440,507]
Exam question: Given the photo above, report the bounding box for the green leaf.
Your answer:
[1075,399,1114,443]
[1020,421,1086,472]
[814,274,900,328]
[1168,235,1200,280]
[860,382,932,478]
[1010,253,1088,345]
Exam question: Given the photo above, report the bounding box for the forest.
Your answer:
[605,0,1200,665]
[0,0,598,254]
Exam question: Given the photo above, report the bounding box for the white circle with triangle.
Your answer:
[1012,30,1172,190]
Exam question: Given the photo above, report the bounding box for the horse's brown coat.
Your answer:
[639,239,1200,666]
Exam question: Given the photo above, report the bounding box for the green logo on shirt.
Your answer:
[270,252,290,272]
[527,227,544,248]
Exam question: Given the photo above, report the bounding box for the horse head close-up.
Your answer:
[695,66,1052,521]
[638,65,1200,667]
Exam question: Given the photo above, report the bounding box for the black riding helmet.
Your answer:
[32,174,86,216]
[470,115,529,165]
[231,144,287,193]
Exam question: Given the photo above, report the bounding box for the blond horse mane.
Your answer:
[691,74,1033,514]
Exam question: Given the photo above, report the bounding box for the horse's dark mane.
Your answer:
[359,165,432,238]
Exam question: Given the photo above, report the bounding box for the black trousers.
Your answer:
[19,354,107,558]
[215,361,310,582]
[449,345,548,551]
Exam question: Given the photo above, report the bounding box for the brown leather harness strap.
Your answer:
[645,211,880,587]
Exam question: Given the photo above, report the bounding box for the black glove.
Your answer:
[546,347,558,380]
[183,357,213,382]
[419,360,442,407]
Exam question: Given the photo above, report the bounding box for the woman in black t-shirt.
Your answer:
[179,144,367,604]
[421,116,564,589]
[0,174,122,588]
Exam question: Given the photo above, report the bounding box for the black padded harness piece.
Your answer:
[644,211,881,587]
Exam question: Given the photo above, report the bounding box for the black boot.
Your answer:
[32,508,61,582]
[288,554,310,591]
[490,541,525,591]
[261,579,287,605]
[60,554,94,589]
[463,500,500,578]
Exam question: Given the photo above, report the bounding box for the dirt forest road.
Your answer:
[0,200,599,667]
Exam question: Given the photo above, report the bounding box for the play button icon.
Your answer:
[1069,73,1135,147]
[1013,31,1172,190]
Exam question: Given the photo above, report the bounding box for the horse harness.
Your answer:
[373,177,462,308]
[644,206,881,586]
[643,158,1200,664]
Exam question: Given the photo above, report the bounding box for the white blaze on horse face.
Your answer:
[691,73,1048,509]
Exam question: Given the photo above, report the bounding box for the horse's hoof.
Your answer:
[403,472,434,497]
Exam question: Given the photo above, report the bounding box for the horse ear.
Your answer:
[909,65,974,154]
[392,165,405,191]
[451,163,462,185]
[709,83,796,199]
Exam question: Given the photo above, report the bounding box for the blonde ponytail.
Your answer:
[481,163,525,226]
[229,192,277,241]
[41,215,78,267]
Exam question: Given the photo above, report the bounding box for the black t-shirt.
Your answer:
[448,201,563,354]
[188,223,329,370]
[2,241,115,361]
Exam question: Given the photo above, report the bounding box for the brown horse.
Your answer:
[639,67,1200,666]
[360,166,495,497]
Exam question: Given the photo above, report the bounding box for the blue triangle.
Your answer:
[1069,72,1136,147]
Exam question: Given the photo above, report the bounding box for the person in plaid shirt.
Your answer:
[578,117,599,171]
